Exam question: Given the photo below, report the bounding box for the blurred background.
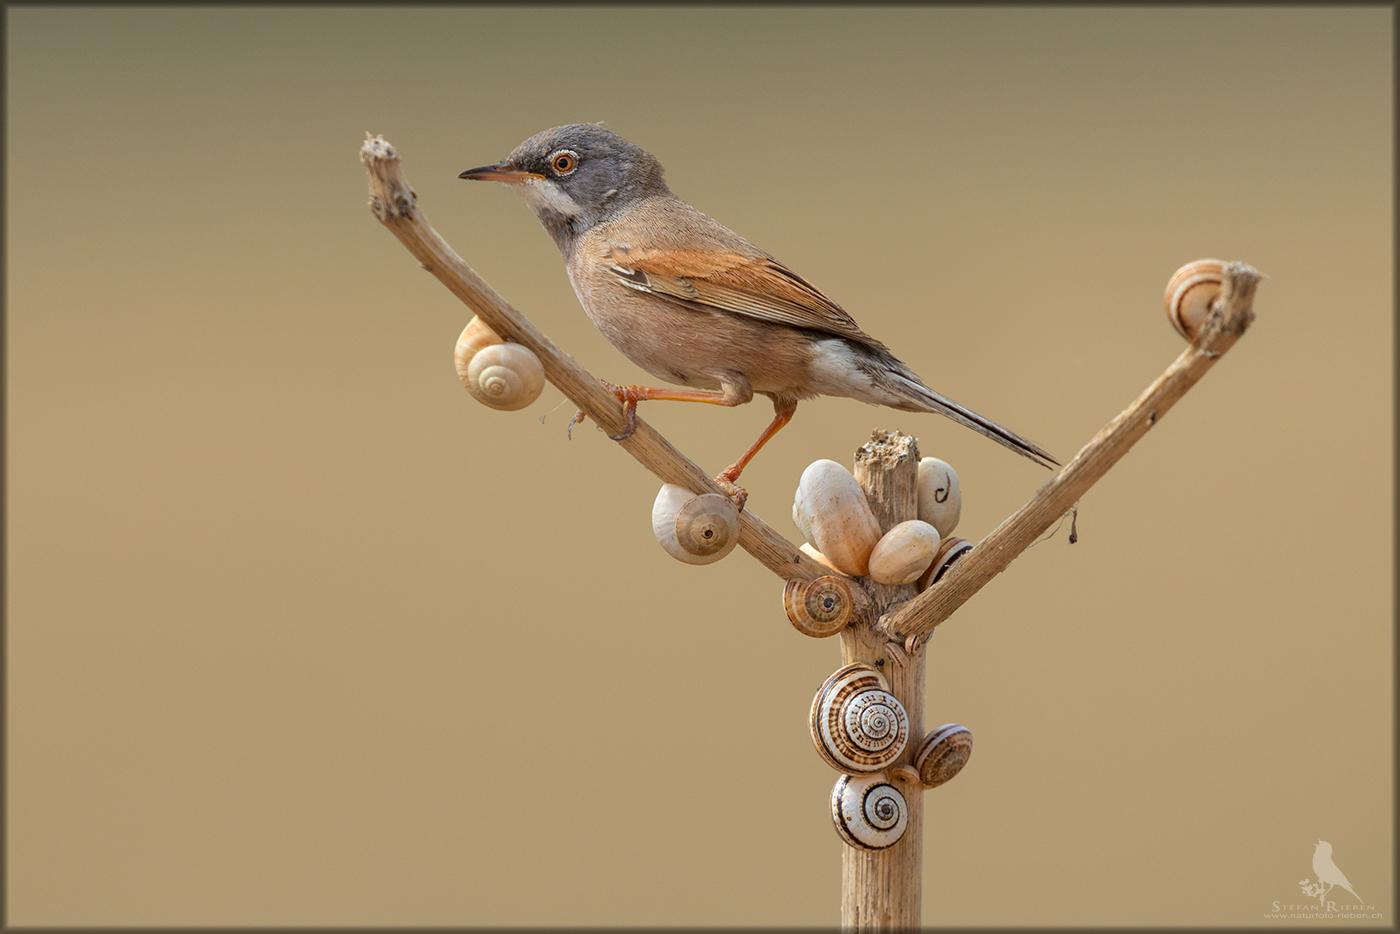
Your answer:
[7,6,1391,926]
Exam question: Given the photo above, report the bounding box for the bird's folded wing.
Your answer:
[605,245,871,343]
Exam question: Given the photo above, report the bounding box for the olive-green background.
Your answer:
[7,6,1391,927]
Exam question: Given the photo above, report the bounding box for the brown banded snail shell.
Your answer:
[463,342,545,411]
[917,536,972,591]
[1164,259,1225,341]
[810,663,909,773]
[914,723,973,789]
[915,457,962,537]
[651,484,740,565]
[831,772,909,850]
[792,460,882,577]
[783,575,855,638]
[867,519,941,586]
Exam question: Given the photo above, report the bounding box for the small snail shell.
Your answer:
[651,483,740,565]
[454,316,503,385]
[792,460,881,577]
[810,663,909,773]
[914,723,973,789]
[464,343,545,411]
[799,542,839,572]
[916,536,973,591]
[1164,259,1225,341]
[867,520,941,586]
[783,575,855,638]
[915,457,962,537]
[831,772,909,850]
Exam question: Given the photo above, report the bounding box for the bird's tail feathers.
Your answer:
[882,368,1060,470]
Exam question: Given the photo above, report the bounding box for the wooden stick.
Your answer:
[359,134,832,583]
[841,431,925,930]
[876,262,1262,641]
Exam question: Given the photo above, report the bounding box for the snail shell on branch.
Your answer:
[916,536,973,591]
[792,460,882,577]
[454,316,503,384]
[810,663,909,773]
[799,542,839,572]
[867,519,941,586]
[831,772,909,850]
[915,457,962,537]
[914,723,973,789]
[1164,259,1225,341]
[464,342,545,411]
[783,575,855,638]
[651,484,740,565]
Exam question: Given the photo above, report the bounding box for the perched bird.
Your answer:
[1313,840,1363,903]
[460,124,1057,497]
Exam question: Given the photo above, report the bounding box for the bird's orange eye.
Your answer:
[550,151,578,174]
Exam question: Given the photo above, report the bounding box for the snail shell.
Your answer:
[799,542,840,572]
[783,575,855,638]
[867,520,941,586]
[831,772,909,850]
[810,663,909,773]
[1164,259,1225,341]
[651,483,740,565]
[792,460,881,577]
[454,316,503,384]
[464,342,545,411]
[915,457,962,537]
[914,723,973,789]
[916,536,973,591]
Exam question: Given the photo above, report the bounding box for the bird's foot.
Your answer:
[713,467,749,512]
[601,380,647,441]
[566,409,587,440]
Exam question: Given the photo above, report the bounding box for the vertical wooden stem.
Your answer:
[840,430,925,930]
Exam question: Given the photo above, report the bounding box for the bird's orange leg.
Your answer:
[568,382,738,441]
[716,399,798,485]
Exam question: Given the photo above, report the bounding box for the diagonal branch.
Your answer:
[360,134,832,583]
[877,262,1262,641]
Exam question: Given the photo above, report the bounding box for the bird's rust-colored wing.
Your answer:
[605,245,873,343]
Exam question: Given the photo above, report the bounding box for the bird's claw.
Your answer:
[566,409,587,440]
[714,475,748,512]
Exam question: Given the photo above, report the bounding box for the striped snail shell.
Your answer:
[831,772,909,850]
[916,536,973,592]
[1164,259,1225,342]
[810,663,909,773]
[783,575,855,638]
[651,484,740,565]
[914,723,973,789]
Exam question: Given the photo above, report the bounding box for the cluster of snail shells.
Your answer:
[454,316,545,411]
[791,456,964,587]
[651,483,741,565]
[1164,259,1226,342]
[811,663,974,850]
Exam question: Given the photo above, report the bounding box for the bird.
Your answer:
[459,124,1057,500]
[1313,840,1363,903]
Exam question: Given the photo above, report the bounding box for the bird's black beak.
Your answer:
[458,161,544,183]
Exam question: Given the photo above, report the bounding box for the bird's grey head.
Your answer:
[459,124,670,254]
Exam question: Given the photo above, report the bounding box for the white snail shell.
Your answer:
[867,519,941,586]
[783,575,856,638]
[831,772,909,850]
[916,536,973,591]
[915,457,962,537]
[914,723,973,789]
[1164,259,1225,342]
[810,663,909,773]
[651,483,740,565]
[792,460,882,577]
[454,316,503,384]
[464,342,545,411]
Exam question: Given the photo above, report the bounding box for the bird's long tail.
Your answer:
[874,357,1060,470]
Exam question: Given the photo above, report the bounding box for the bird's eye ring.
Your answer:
[549,150,579,175]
